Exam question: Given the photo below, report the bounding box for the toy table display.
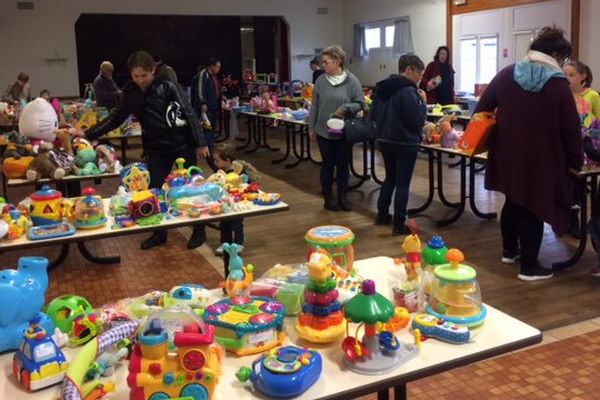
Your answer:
[203,296,286,356]
[426,249,486,328]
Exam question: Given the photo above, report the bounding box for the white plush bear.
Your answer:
[18,97,58,152]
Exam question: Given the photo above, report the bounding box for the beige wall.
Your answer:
[580,0,599,91]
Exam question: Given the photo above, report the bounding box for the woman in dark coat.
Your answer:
[420,46,454,105]
[474,27,582,281]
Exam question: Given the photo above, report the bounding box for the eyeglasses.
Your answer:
[322,59,336,65]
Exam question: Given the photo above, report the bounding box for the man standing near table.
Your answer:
[81,51,210,250]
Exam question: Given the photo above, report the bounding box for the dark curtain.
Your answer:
[253,16,276,74]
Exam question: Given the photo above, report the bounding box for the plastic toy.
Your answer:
[381,307,411,332]
[326,117,344,137]
[295,251,346,343]
[0,219,7,239]
[223,243,254,297]
[69,312,102,346]
[12,317,68,391]
[108,186,132,216]
[27,222,76,240]
[236,346,322,398]
[127,308,222,400]
[120,162,150,192]
[62,321,137,400]
[253,192,282,205]
[129,189,160,220]
[305,225,355,273]
[426,249,487,328]
[85,346,128,380]
[249,263,308,316]
[72,187,107,229]
[341,280,419,375]
[6,209,31,239]
[0,257,54,352]
[2,154,34,178]
[45,295,94,334]
[164,284,221,309]
[203,296,285,355]
[420,235,449,307]
[28,185,72,226]
[400,220,422,282]
[411,313,470,344]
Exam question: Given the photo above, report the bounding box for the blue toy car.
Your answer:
[236,346,322,398]
[12,320,68,391]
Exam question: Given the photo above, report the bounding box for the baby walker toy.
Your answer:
[127,308,222,400]
[426,249,487,328]
[236,346,323,398]
[295,251,346,343]
[305,225,355,273]
[203,296,286,356]
[342,280,419,375]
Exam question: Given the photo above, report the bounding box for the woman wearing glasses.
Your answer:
[308,45,364,211]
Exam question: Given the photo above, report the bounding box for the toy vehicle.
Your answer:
[12,320,69,391]
[236,346,322,398]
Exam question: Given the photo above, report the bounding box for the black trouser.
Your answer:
[377,146,419,224]
[501,197,544,268]
[147,147,204,238]
[316,136,352,201]
[220,219,244,245]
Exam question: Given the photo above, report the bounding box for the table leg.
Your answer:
[261,117,280,152]
[436,157,467,227]
[468,158,497,220]
[47,244,71,271]
[307,132,322,165]
[1,171,7,200]
[272,123,291,164]
[348,143,370,190]
[394,384,407,400]
[377,389,390,400]
[120,137,127,165]
[285,125,304,169]
[437,153,461,208]
[553,175,589,271]
[243,116,261,154]
[77,241,120,264]
[408,149,434,216]
[369,142,385,185]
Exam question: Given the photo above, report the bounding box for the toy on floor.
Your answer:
[203,296,285,355]
[45,295,94,334]
[341,280,419,375]
[305,225,355,274]
[236,346,322,398]
[223,243,254,297]
[12,317,68,391]
[0,256,54,352]
[426,249,487,328]
[28,186,73,226]
[411,313,470,344]
[72,187,107,229]
[295,251,346,343]
[61,321,137,400]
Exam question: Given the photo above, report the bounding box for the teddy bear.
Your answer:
[25,141,75,181]
[72,138,101,176]
[95,144,122,173]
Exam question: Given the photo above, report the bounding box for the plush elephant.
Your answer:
[0,256,54,352]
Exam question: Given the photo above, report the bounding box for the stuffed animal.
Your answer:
[422,122,440,144]
[95,144,122,173]
[73,138,101,176]
[18,97,58,153]
[438,115,460,149]
[26,141,74,181]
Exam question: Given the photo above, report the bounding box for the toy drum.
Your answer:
[305,225,355,273]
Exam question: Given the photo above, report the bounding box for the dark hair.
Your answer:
[398,54,425,73]
[310,56,319,66]
[530,26,572,60]
[39,89,50,97]
[566,60,593,88]
[214,142,237,161]
[127,51,155,72]
[206,58,220,68]
[17,72,29,83]
[433,46,451,64]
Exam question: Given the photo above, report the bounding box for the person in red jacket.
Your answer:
[474,27,582,281]
[420,46,455,105]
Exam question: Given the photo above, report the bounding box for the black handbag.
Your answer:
[343,116,377,143]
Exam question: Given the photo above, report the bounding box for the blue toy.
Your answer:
[223,243,254,297]
[411,313,470,344]
[0,257,54,352]
[27,222,76,240]
[236,346,322,398]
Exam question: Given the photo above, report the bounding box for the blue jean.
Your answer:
[316,136,352,199]
[377,147,419,222]
[220,219,244,245]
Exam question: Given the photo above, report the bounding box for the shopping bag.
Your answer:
[457,111,496,156]
[343,116,377,143]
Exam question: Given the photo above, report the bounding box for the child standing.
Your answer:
[213,143,260,255]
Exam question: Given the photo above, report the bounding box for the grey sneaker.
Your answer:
[517,266,553,281]
[501,250,521,264]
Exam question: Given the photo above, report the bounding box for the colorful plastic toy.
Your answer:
[72,188,107,229]
[249,263,309,316]
[203,296,285,355]
[45,295,94,334]
[28,186,72,226]
[120,163,150,192]
[236,346,322,398]
[223,243,254,297]
[382,307,411,332]
[27,222,76,240]
[295,251,346,343]
[68,312,102,347]
[426,249,487,328]
[6,209,31,239]
[62,321,137,400]
[411,313,470,344]
[0,257,54,352]
[400,220,422,283]
[342,280,419,375]
[127,308,222,399]
[305,225,355,273]
[164,284,221,309]
[129,189,161,220]
[13,317,68,391]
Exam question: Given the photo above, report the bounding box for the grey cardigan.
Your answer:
[308,70,364,139]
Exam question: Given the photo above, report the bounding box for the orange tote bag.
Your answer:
[457,112,496,156]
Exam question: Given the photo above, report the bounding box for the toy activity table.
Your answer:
[0,198,289,271]
[0,257,542,400]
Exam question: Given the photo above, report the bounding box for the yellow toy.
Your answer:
[28,186,72,226]
[400,220,422,283]
[6,210,30,240]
